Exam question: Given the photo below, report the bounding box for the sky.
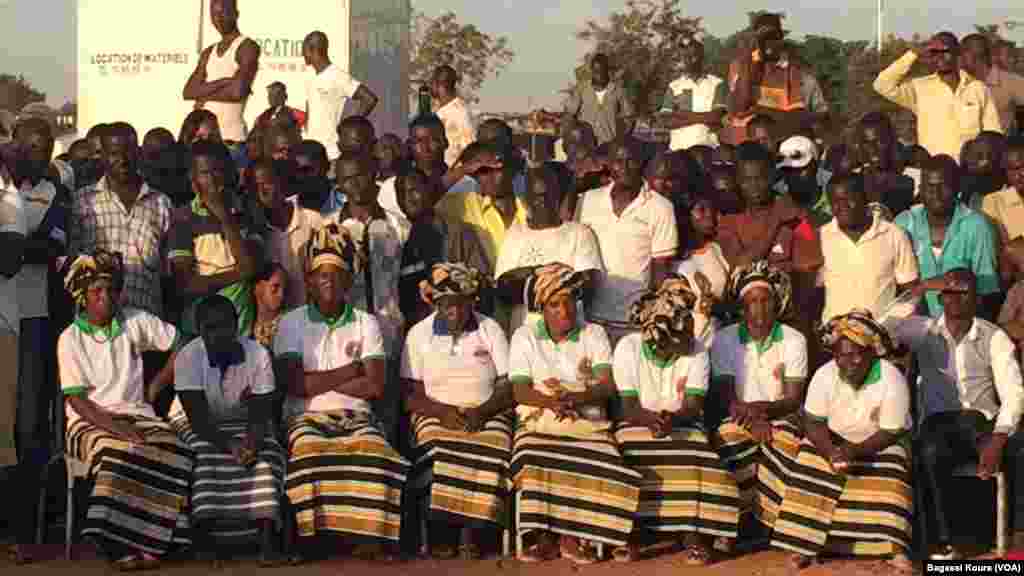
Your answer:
[1,0,1021,114]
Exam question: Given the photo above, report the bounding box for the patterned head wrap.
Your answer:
[728,260,793,319]
[819,308,904,359]
[419,262,487,306]
[304,223,359,275]
[64,250,124,306]
[629,275,698,350]
[525,263,586,312]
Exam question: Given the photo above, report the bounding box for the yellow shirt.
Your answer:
[438,190,528,270]
[873,51,1003,159]
[986,67,1024,135]
[981,186,1024,243]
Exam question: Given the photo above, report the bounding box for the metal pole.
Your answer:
[877,0,884,53]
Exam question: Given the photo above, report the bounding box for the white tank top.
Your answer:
[204,35,249,142]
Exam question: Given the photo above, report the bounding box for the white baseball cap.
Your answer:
[777,136,818,169]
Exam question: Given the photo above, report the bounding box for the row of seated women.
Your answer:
[56,224,913,573]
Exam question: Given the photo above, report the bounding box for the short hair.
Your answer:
[104,121,139,146]
[748,114,776,132]
[933,31,960,51]
[394,165,431,199]
[68,139,91,156]
[251,157,291,183]
[178,109,219,144]
[13,116,53,141]
[143,127,175,145]
[921,154,961,193]
[526,163,564,201]
[190,139,233,172]
[85,123,109,140]
[254,260,286,285]
[827,172,866,197]
[736,141,776,171]
[477,118,513,148]
[859,111,902,169]
[409,113,446,137]
[303,31,329,53]
[433,65,459,91]
[961,34,992,65]
[195,294,237,326]
[294,139,328,165]
[337,115,375,138]
[267,81,287,91]
[591,53,609,68]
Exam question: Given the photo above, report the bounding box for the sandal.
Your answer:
[887,553,914,574]
[114,554,145,572]
[459,542,482,561]
[713,536,734,555]
[520,542,558,563]
[560,536,600,565]
[789,553,817,571]
[685,543,712,566]
[7,544,34,565]
[611,544,638,563]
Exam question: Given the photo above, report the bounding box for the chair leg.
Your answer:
[36,468,48,545]
[502,527,511,558]
[515,490,523,559]
[420,495,430,556]
[997,473,1008,555]
[65,477,74,561]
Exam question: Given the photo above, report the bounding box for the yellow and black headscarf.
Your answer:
[525,263,586,312]
[419,262,488,306]
[304,223,360,275]
[629,275,698,351]
[820,308,904,359]
[728,260,793,319]
[63,250,124,307]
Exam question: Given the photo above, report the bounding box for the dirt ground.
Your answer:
[3,544,997,576]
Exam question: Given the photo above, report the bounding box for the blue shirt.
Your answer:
[894,203,999,316]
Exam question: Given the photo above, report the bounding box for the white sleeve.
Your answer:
[487,318,510,377]
[361,314,387,360]
[249,345,276,396]
[573,225,604,273]
[803,365,833,421]
[879,363,912,432]
[508,328,534,382]
[783,329,809,381]
[0,187,26,235]
[338,72,361,99]
[135,311,179,353]
[173,342,205,392]
[586,324,613,369]
[612,337,638,396]
[399,322,422,380]
[650,200,679,259]
[58,332,90,397]
[686,349,711,396]
[893,226,920,285]
[493,229,520,279]
[991,329,1024,433]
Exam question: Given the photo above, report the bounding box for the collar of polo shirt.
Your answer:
[534,318,582,345]
[74,312,125,341]
[738,321,784,355]
[307,302,355,330]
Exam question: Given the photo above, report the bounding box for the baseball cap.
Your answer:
[777,136,818,169]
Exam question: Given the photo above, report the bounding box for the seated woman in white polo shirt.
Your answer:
[509,263,641,564]
[403,262,514,560]
[712,262,807,534]
[168,295,285,567]
[764,310,913,573]
[57,251,191,571]
[613,276,740,565]
[274,224,409,562]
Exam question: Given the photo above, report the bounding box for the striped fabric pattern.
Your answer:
[170,417,285,539]
[764,438,913,557]
[615,424,740,538]
[716,416,803,521]
[285,410,409,542]
[410,412,513,526]
[66,417,193,556]
[510,428,641,547]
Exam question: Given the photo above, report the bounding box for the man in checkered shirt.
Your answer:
[69,122,174,318]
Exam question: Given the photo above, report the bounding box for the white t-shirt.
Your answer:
[401,311,508,408]
[662,74,727,151]
[576,183,678,326]
[804,359,912,444]
[509,321,612,433]
[273,304,386,417]
[435,96,477,169]
[15,179,59,319]
[495,221,604,332]
[710,323,807,404]
[613,332,709,413]
[170,337,275,422]
[59,308,179,421]
[674,243,730,347]
[305,63,361,160]
[264,197,323,311]
[0,182,26,334]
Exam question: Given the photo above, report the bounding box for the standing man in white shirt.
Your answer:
[657,34,729,151]
[183,0,261,144]
[301,31,379,161]
[430,65,476,168]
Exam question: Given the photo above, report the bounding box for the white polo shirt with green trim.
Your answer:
[274,303,386,417]
[58,308,179,421]
[804,359,911,444]
[710,322,807,405]
[613,332,709,414]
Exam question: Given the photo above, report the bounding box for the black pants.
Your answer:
[916,410,1024,547]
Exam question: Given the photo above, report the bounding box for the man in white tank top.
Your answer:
[183,0,260,143]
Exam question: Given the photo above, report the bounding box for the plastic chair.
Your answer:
[952,463,1007,555]
[513,491,605,561]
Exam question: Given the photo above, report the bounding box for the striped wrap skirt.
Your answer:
[616,424,740,538]
[169,416,285,540]
[285,410,410,543]
[716,416,803,521]
[762,437,913,557]
[66,417,193,557]
[410,411,513,526]
[510,424,641,547]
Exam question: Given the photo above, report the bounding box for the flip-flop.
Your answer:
[789,553,817,571]
[713,536,734,555]
[685,543,712,566]
[560,538,599,565]
[459,543,482,561]
[7,544,34,565]
[611,544,638,563]
[887,553,914,574]
[114,554,145,572]
[519,542,558,563]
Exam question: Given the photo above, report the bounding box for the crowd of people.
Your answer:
[4,1,1024,572]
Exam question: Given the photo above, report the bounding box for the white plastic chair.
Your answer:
[513,491,605,561]
[952,463,1007,555]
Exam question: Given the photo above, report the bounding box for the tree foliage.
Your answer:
[0,74,45,114]
[409,11,514,105]
[574,0,704,117]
